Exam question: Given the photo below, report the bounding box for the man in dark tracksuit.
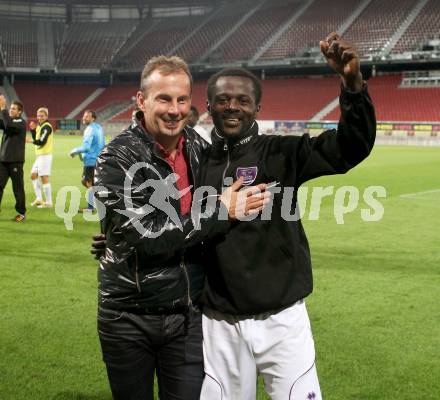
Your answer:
[0,95,27,222]
[199,33,376,399]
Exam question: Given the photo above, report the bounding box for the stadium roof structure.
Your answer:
[7,0,225,6]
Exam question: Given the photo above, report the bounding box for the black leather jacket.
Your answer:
[94,113,229,311]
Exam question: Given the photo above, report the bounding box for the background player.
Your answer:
[28,107,53,208]
[187,105,211,144]
[0,95,27,222]
[69,110,105,212]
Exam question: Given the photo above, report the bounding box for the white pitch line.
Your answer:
[399,189,440,199]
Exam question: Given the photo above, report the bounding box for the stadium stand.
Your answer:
[53,21,66,63]
[342,0,419,58]
[211,0,303,63]
[14,82,98,119]
[259,76,340,120]
[73,84,137,119]
[12,73,440,124]
[0,19,39,68]
[113,15,208,70]
[391,0,440,54]
[0,0,439,69]
[260,0,363,60]
[109,106,136,122]
[176,0,256,64]
[324,75,440,121]
[56,20,134,69]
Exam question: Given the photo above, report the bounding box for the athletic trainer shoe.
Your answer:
[37,202,53,208]
[12,214,26,222]
[31,199,43,206]
[78,207,94,213]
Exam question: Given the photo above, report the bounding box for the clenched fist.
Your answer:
[320,32,363,92]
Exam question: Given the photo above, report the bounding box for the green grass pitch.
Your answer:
[0,135,439,399]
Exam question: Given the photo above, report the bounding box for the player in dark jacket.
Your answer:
[199,33,376,400]
[0,95,27,222]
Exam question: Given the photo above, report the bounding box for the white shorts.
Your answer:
[201,301,322,400]
[31,154,52,177]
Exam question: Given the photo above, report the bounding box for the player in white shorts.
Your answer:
[28,107,54,208]
[31,154,52,178]
[202,301,321,400]
[199,32,375,400]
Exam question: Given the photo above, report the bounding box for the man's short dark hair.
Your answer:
[12,100,24,113]
[85,109,97,120]
[207,68,262,105]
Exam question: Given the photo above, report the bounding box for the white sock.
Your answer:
[42,183,52,204]
[32,179,43,201]
[87,187,94,209]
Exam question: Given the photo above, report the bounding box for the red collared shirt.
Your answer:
[156,135,192,215]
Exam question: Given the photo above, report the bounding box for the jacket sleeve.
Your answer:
[294,84,376,185]
[33,125,52,146]
[71,126,93,155]
[94,144,230,257]
[0,110,26,135]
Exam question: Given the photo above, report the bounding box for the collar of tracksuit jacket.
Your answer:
[210,120,259,161]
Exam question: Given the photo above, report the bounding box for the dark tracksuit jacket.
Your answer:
[0,109,27,215]
[0,109,26,163]
[200,85,377,316]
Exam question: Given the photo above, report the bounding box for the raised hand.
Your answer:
[91,233,107,260]
[320,32,363,92]
[0,95,6,110]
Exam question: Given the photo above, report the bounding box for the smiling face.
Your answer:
[209,76,259,138]
[37,110,48,125]
[82,111,94,126]
[136,69,191,140]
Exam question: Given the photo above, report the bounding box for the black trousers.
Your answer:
[98,305,204,400]
[0,162,26,215]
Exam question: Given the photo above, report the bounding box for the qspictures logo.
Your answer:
[54,162,386,232]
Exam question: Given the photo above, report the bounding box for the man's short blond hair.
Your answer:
[37,107,49,117]
[140,55,192,94]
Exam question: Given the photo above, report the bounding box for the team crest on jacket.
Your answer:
[236,166,258,186]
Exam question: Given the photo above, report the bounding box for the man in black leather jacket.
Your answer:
[93,55,269,400]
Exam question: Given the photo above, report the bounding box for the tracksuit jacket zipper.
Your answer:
[222,143,230,189]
